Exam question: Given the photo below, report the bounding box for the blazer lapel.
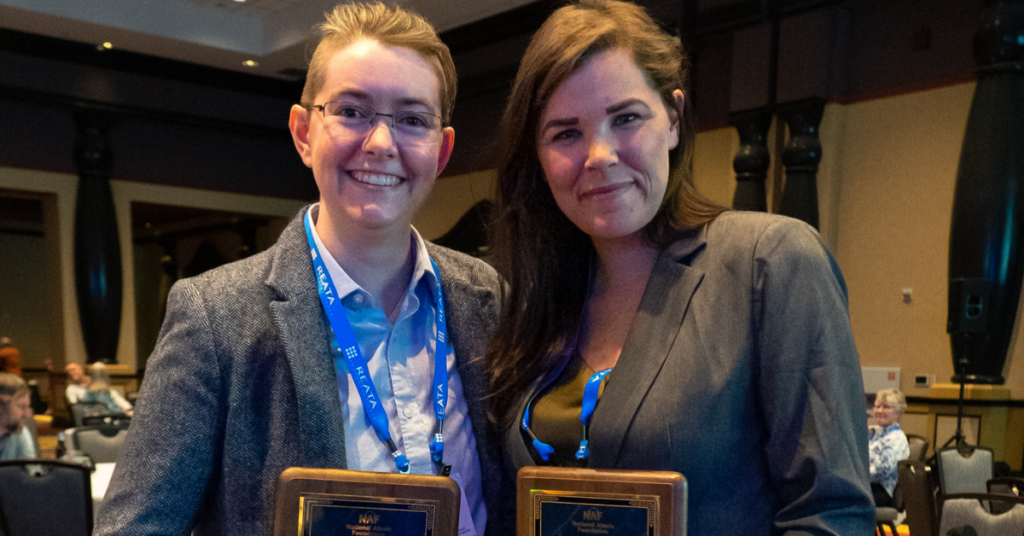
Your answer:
[267,210,348,467]
[589,230,708,468]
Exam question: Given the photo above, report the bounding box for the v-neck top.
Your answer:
[529,357,608,466]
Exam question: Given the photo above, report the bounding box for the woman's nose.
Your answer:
[585,135,618,170]
[362,119,399,157]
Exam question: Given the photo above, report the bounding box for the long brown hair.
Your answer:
[486,0,725,425]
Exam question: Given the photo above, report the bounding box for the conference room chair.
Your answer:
[906,433,929,461]
[937,445,994,495]
[937,493,1024,535]
[0,460,93,536]
[70,424,130,464]
[987,477,1024,514]
[898,459,938,536]
[875,505,899,536]
[69,401,113,427]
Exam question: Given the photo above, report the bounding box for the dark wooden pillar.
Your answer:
[777,98,825,229]
[730,108,773,211]
[946,0,1024,385]
[73,112,121,364]
[235,220,259,259]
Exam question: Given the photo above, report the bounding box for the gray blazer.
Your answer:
[94,209,513,536]
[505,212,874,535]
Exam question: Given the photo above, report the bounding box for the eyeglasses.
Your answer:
[307,102,443,145]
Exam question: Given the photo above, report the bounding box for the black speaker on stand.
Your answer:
[946,0,1024,451]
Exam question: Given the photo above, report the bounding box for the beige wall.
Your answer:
[0,169,307,374]
[413,170,497,241]
[691,82,1024,398]
[691,81,1023,467]
[0,167,495,375]
[431,87,1022,406]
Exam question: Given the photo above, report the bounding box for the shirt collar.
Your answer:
[409,223,441,304]
[307,204,439,310]
[876,423,902,437]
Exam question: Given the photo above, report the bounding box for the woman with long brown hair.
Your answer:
[485,1,874,533]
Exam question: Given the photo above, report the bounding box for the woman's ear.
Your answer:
[289,105,314,168]
[668,89,685,150]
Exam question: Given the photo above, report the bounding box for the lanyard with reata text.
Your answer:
[303,212,450,474]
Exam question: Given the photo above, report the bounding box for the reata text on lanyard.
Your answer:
[303,212,450,474]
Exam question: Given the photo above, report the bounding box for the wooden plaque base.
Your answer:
[517,467,686,536]
[273,467,461,536]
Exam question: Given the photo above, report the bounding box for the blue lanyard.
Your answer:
[304,213,449,474]
[575,368,611,460]
[521,367,611,462]
[874,423,901,440]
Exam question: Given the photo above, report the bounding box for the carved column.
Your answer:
[73,113,121,364]
[730,108,773,212]
[947,0,1024,384]
[776,98,825,229]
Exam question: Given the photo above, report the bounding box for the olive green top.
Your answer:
[530,358,608,466]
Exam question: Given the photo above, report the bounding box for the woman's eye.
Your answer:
[398,114,427,128]
[339,107,365,118]
[550,129,581,142]
[613,112,645,126]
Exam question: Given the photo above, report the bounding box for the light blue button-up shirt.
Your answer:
[307,207,486,535]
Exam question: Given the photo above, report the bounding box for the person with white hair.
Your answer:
[868,388,910,506]
[79,362,133,416]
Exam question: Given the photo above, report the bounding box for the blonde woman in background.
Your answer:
[869,388,910,506]
[80,362,133,416]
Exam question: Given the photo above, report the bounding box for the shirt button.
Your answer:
[403,406,414,418]
[353,293,364,304]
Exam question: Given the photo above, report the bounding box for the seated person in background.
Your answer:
[64,362,90,404]
[869,388,910,506]
[0,372,35,460]
[79,362,133,416]
[0,337,22,376]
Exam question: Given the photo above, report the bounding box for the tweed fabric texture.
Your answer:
[505,212,875,535]
[93,208,513,536]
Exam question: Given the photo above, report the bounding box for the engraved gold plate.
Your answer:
[274,467,461,536]
[517,467,686,536]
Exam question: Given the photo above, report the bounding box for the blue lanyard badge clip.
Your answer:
[304,214,450,474]
[521,368,611,463]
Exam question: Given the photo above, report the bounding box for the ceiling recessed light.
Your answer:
[97,42,113,51]
[243,60,259,67]
[234,0,246,3]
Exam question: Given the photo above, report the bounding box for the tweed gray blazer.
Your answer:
[504,211,875,536]
[94,208,513,536]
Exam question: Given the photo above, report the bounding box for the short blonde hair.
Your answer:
[875,388,907,417]
[300,2,457,124]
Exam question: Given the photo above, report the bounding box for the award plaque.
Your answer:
[517,467,686,536]
[273,467,461,536]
